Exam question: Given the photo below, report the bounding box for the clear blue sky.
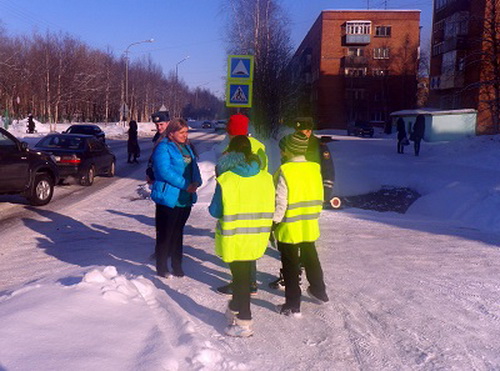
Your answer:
[0,0,432,98]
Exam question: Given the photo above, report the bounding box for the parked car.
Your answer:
[0,127,59,205]
[347,121,374,137]
[33,134,115,186]
[214,120,227,132]
[64,124,106,142]
[201,120,213,129]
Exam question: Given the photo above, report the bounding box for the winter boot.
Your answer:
[276,303,302,318]
[224,318,254,337]
[307,287,329,304]
[225,306,238,325]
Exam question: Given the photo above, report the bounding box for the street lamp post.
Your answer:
[124,38,154,121]
[174,56,190,117]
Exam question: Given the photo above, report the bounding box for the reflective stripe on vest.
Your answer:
[275,161,323,244]
[215,170,275,262]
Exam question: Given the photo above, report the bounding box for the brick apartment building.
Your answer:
[428,0,498,134]
[291,10,421,130]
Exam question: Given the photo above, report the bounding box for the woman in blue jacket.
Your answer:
[151,118,202,278]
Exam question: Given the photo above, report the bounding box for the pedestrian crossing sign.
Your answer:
[227,55,254,81]
[226,82,252,107]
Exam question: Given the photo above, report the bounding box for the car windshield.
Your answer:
[36,135,85,150]
[67,126,97,134]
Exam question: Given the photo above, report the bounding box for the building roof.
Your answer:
[390,108,477,116]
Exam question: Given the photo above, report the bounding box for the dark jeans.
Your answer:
[414,138,422,156]
[155,204,191,275]
[228,261,252,320]
[397,140,405,154]
[278,241,326,310]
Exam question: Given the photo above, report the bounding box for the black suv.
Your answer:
[0,128,59,205]
[347,121,374,137]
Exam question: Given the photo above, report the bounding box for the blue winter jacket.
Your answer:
[209,152,260,218]
[151,139,202,208]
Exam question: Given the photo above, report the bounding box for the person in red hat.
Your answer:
[216,112,269,296]
[225,113,268,171]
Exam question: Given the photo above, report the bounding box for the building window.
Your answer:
[373,69,389,77]
[432,42,444,56]
[345,68,367,77]
[346,21,371,35]
[348,48,364,57]
[373,48,390,59]
[375,26,392,37]
[371,112,386,122]
[346,89,366,100]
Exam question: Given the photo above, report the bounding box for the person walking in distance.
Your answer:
[396,117,407,154]
[150,118,202,278]
[127,120,140,163]
[216,112,269,296]
[209,135,275,337]
[273,132,329,317]
[412,114,425,156]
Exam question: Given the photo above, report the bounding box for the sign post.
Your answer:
[226,55,254,108]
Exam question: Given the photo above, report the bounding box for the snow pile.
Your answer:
[0,266,235,370]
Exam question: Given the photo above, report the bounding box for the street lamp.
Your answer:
[124,38,154,120]
[174,56,190,117]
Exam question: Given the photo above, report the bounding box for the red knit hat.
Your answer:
[227,113,249,135]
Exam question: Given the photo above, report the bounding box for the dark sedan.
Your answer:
[347,121,374,137]
[34,134,115,186]
[64,124,106,142]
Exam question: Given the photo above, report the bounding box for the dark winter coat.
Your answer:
[306,134,335,201]
[413,115,425,140]
[396,118,407,141]
[127,125,140,156]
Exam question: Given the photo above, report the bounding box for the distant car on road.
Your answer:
[0,127,59,205]
[214,120,227,132]
[34,134,115,186]
[347,121,374,137]
[64,124,106,142]
[201,120,213,129]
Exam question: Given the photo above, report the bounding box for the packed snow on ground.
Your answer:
[0,126,499,370]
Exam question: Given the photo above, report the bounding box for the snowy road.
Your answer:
[0,131,499,370]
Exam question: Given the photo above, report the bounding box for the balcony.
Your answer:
[345,34,371,45]
[343,56,368,67]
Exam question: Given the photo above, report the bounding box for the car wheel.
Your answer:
[80,165,95,186]
[28,173,54,206]
[106,161,115,177]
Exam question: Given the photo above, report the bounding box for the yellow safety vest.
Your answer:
[248,137,268,171]
[215,170,275,262]
[275,162,323,243]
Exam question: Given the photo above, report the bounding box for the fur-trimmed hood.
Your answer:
[216,152,260,177]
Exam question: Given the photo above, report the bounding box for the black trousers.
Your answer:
[397,140,405,154]
[414,138,422,156]
[278,241,326,310]
[228,261,252,320]
[155,204,191,275]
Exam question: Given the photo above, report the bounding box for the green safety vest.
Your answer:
[248,136,268,171]
[275,162,323,244]
[215,170,275,263]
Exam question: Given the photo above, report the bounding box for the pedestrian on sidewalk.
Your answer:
[209,135,275,337]
[151,118,202,278]
[396,117,408,154]
[215,112,269,296]
[273,132,329,317]
[127,120,140,163]
[412,114,425,156]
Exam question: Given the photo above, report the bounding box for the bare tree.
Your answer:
[224,0,294,137]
